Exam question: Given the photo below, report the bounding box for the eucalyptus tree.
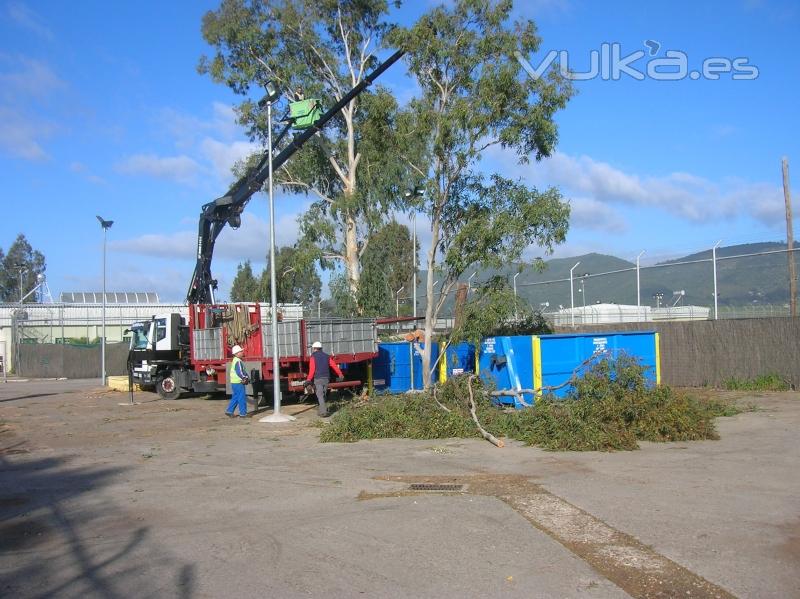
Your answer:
[200,0,413,303]
[387,0,573,385]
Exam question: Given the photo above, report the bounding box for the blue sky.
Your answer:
[1,0,798,302]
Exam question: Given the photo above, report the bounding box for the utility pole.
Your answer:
[783,157,796,317]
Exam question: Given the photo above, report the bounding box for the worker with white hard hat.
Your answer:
[225,344,249,418]
[306,341,344,417]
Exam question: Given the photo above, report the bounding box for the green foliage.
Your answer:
[450,277,550,344]
[385,0,572,383]
[361,221,416,298]
[230,245,322,304]
[723,373,790,391]
[357,221,417,316]
[322,357,733,451]
[0,234,46,303]
[264,243,322,305]
[329,273,358,317]
[230,260,261,302]
[356,263,391,317]
[199,0,414,298]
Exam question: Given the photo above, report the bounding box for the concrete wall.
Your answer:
[18,343,129,379]
[554,317,800,388]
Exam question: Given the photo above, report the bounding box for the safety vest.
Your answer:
[230,356,243,384]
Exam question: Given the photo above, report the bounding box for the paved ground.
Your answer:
[0,380,798,598]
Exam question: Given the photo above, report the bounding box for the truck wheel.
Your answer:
[156,376,181,400]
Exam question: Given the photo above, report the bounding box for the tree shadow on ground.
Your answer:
[0,452,196,599]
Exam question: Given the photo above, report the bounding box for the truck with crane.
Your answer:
[126,50,405,400]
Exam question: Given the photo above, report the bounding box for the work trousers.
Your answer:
[226,383,247,416]
[314,377,329,416]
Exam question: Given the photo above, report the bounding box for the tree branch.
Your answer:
[468,375,504,447]
[400,155,427,178]
[337,6,357,87]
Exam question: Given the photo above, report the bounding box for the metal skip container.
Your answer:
[438,342,477,382]
[478,331,661,409]
[373,342,414,393]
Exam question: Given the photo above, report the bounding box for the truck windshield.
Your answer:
[130,323,150,350]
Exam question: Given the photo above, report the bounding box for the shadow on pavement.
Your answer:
[0,453,196,598]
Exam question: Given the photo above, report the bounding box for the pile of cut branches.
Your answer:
[320,357,743,451]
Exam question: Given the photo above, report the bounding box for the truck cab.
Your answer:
[128,313,190,398]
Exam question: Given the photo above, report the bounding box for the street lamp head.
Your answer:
[404,186,425,199]
[96,215,113,229]
[259,80,281,105]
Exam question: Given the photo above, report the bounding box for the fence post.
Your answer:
[712,240,721,320]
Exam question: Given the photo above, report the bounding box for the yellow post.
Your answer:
[654,333,661,386]
[532,336,543,398]
[439,342,448,383]
[367,359,374,395]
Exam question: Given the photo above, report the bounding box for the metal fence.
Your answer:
[382,244,800,324]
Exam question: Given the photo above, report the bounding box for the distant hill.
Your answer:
[416,242,795,312]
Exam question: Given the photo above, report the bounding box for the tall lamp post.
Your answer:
[468,271,478,295]
[636,250,645,322]
[395,285,405,318]
[579,273,589,323]
[513,272,520,320]
[569,261,580,327]
[96,216,113,385]
[259,81,295,424]
[404,187,425,319]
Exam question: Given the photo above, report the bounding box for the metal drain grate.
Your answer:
[408,483,464,492]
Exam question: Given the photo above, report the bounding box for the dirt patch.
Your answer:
[364,474,736,599]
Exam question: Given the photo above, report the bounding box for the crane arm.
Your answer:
[186,49,405,304]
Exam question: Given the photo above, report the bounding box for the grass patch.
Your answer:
[723,373,790,392]
[321,357,739,451]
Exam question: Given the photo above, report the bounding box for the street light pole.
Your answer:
[260,84,295,424]
[396,286,405,318]
[96,216,113,386]
[580,274,589,322]
[513,272,520,320]
[569,261,580,327]
[636,250,645,321]
[412,212,417,319]
[712,240,721,320]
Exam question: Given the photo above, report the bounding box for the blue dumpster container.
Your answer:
[537,331,659,399]
[412,342,439,390]
[478,331,661,408]
[440,342,477,382]
[478,336,536,409]
[373,342,413,393]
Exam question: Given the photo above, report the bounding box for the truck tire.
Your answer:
[156,376,181,400]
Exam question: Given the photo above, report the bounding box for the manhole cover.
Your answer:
[408,483,464,492]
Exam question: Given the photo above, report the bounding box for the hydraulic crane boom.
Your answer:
[186,49,405,304]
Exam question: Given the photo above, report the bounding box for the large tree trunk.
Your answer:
[422,209,441,389]
[344,211,360,296]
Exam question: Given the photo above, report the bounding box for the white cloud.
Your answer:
[0,105,52,160]
[491,147,785,228]
[0,56,64,160]
[161,101,243,148]
[117,103,259,187]
[110,206,307,264]
[5,2,53,40]
[199,137,259,182]
[115,153,201,184]
[569,197,627,232]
